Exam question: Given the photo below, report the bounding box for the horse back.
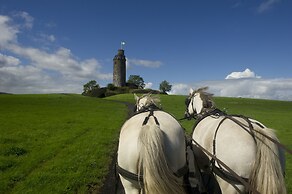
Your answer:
[118,111,186,179]
[193,116,257,177]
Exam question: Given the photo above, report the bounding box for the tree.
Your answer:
[159,80,172,94]
[83,80,100,95]
[127,75,145,89]
[107,83,116,90]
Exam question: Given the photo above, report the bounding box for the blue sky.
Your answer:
[0,0,292,100]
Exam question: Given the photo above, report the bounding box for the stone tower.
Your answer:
[113,49,126,87]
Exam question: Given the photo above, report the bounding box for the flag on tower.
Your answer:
[121,41,126,49]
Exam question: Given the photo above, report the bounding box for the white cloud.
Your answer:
[6,45,102,79]
[0,63,52,92]
[14,11,34,29]
[0,53,20,67]
[171,68,292,100]
[0,53,101,94]
[144,82,153,89]
[170,83,189,95]
[0,15,19,45]
[127,58,162,68]
[0,13,111,94]
[225,68,261,79]
[171,78,292,101]
[257,0,281,13]
[38,33,56,42]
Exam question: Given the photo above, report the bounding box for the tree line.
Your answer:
[82,75,172,97]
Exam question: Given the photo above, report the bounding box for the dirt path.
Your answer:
[98,101,135,194]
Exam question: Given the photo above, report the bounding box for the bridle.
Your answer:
[185,93,198,119]
[134,98,144,112]
[134,96,161,113]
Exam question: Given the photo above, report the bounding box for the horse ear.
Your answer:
[189,88,194,95]
[134,93,139,101]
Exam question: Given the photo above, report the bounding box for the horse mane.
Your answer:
[139,93,161,109]
[194,87,215,109]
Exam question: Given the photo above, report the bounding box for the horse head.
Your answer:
[184,87,214,119]
[134,93,161,112]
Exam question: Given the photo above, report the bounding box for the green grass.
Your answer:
[107,93,292,192]
[0,94,126,194]
[1,93,291,193]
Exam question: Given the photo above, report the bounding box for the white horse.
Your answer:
[184,87,286,194]
[117,94,188,194]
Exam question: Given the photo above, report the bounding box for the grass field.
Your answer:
[0,94,126,194]
[1,93,291,193]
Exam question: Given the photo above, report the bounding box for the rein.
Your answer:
[191,138,260,194]
[178,117,189,121]
[190,110,260,194]
[248,124,292,155]
[189,109,291,194]
[184,91,290,193]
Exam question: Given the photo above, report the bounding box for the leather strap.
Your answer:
[116,162,188,188]
[192,138,260,194]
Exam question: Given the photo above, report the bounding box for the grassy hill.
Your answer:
[0,94,127,194]
[0,93,291,193]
